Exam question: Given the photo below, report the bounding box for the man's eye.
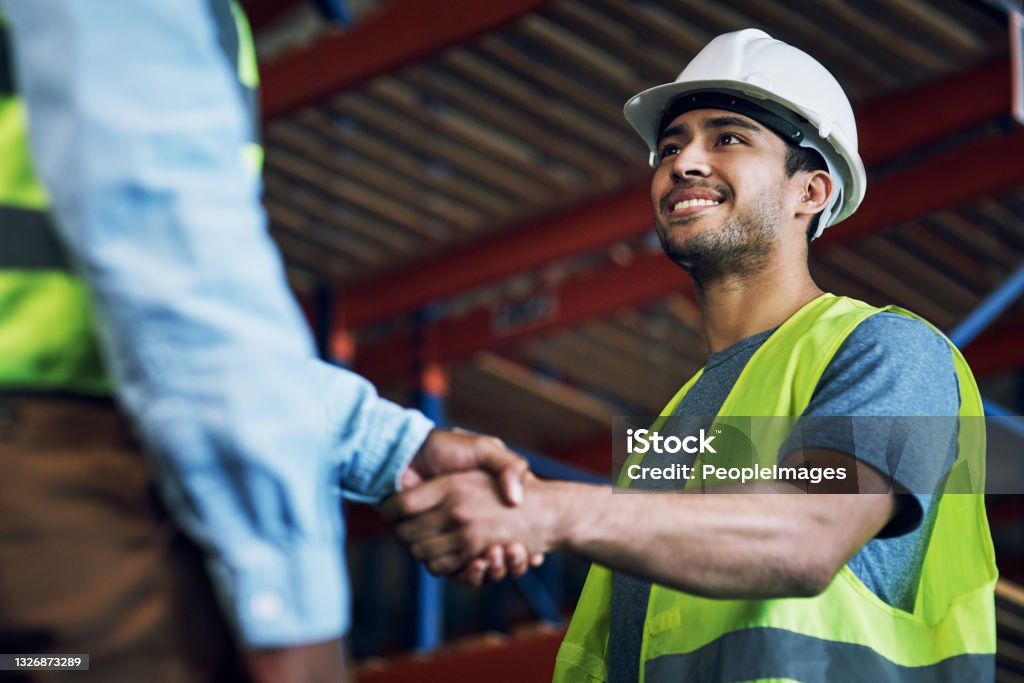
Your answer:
[658,144,679,159]
[719,133,742,145]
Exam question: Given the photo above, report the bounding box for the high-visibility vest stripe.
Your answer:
[644,627,994,683]
[0,206,69,269]
[0,21,12,96]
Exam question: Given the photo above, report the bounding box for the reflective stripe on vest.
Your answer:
[0,18,13,96]
[553,295,996,683]
[0,205,69,268]
[644,628,993,683]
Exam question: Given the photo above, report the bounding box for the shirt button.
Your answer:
[250,591,284,621]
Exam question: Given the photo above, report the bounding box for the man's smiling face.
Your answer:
[651,107,795,281]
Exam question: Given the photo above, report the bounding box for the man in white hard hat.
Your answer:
[387,29,995,681]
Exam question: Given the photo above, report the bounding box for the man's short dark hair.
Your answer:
[784,143,828,244]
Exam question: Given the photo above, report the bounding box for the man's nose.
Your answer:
[671,143,712,181]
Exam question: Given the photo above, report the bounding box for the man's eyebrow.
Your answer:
[657,123,689,145]
[657,115,763,145]
[702,115,762,133]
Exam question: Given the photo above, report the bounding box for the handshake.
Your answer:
[384,428,564,586]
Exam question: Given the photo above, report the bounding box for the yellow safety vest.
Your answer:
[0,2,261,394]
[554,294,996,682]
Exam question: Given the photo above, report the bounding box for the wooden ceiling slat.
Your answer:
[859,237,979,314]
[335,94,552,203]
[814,0,953,73]
[518,15,647,95]
[447,354,613,451]
[660,292,704,335]
[589,0,709,64]
[610,306,703,355]
[368,78,568,184]
[295,109,516,216]
[586,313,700,380]
[997,639,1024,677]
[997,606,1024,643]
[580,321,689,379]
[404,66,619,190]
[547,1,680,82]
[759,0,922,84]
[929,213,1022,272]
[663,0,761,40]
[263,185,414,262]
[888,223,994,295]
[558,328,679,384]
[264,193,393,264]
[264,177,407,257]
[580,320,675,369]
[476,35,627,130]
[267,122,484,231]
[606,329,704,373]
[810,259,889,309]
[266,201,373,263]
[268,146,447,240]
[852,0,986,57]
[270,230,357,281]
[472,352,614,424]
[344,159,483,231]
[922,0,1008,40]
[713,0,897,97]
[973,200,1024,254]
[818,248,957,328]
[521,336,671,412]
[442,46,643,166]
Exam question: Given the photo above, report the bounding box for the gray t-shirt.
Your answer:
[607,313,960,682]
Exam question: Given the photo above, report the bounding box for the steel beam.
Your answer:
[819,128,1024,248]
[341,184,653,328]
[949,263,1024,347]
[963,321,1024,376]
[353,252,692,382]
[338,58,1014,327]
[353,128,1024,384]
[260,0,548,119]
[856,57,1010,166]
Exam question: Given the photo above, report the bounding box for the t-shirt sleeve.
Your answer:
[779,312,960,538]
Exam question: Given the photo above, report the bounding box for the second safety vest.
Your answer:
[0,1,261,394]
[553,294,996,682]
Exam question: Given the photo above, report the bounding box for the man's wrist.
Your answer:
[532,480,586,554]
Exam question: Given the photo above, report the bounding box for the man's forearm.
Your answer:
[541,480,893,598]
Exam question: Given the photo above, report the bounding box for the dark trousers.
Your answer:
[0,395,247,682]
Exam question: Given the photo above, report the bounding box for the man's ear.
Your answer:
[795,170,832,219]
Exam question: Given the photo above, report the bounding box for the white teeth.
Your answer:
[673,198,721,211]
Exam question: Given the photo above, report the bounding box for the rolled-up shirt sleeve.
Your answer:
[2,0,431,647]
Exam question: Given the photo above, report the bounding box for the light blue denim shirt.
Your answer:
[2,0,433,647]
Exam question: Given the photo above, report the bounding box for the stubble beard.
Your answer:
[658,190,782,285]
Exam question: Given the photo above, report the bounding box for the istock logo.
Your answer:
[626,428,717,454]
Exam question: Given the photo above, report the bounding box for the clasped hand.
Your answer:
[385,429,554,585]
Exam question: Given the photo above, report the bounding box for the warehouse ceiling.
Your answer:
[247,0,1023,461]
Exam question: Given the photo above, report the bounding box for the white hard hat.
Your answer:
[623,28,866,237]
